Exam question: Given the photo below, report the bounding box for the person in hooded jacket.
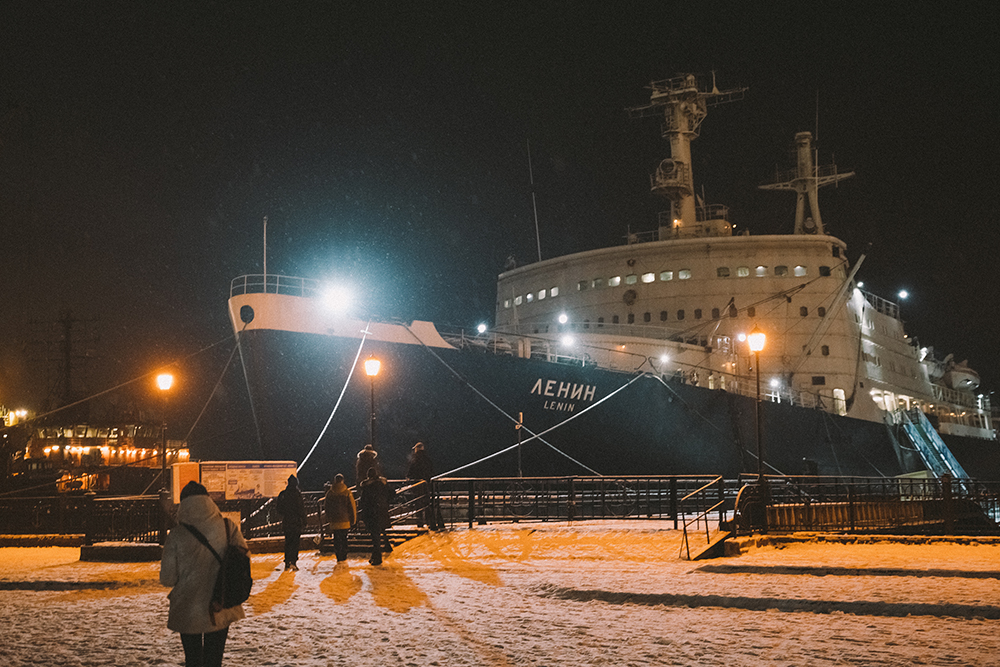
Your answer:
[355,443,380,487]
[406,441,439,529]
[275,475,307,571]
[358,467,393,565]
[323,473,357,562]
[160,481,248,667]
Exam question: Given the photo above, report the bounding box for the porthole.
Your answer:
[800,306,808,317]
[625,274,638,285]
[737,266,750,277]
[794,265,807,277]
[817,306,826,317]
[678,269,692,280]
[641,272,655,283]
[660,271,673,281]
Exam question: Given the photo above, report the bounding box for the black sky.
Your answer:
[1,2,998,432]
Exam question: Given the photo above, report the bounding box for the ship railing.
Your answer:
[861,290,901,320]
[764,162,844,186]
[230,274,322,299]
[931,383,982,410]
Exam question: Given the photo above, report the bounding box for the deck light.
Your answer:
[898,290,908,300]
[558,313,568,324]
[477,323,487,334]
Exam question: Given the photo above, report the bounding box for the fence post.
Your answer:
[467,479,475,529]
[942,474,953,534]
[848,486,856,532]
[158,488,170,545]
[83,492,96,546]
[717,477,725,529]
[670,478,678,530]
[567,477,576,521]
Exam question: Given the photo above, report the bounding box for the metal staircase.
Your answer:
[898,408,970,481]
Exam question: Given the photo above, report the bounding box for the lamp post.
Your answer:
[747,326,766,482]
[156,372,174,545]
[364,356,381,449]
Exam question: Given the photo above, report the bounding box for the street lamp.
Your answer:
[747,326,766,482]
[364,356,381,449]
[156,372,174,545]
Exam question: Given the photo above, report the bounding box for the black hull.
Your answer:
[228,328,953,489]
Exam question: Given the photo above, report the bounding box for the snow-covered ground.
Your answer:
[2,522,999,666]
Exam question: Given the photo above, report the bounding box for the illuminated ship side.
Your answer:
[227,74,997,487]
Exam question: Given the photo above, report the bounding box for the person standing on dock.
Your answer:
[355,443,380,487]
[275,475,307,571]
[406,441,440,530]
[323,473,357,562]
[358,467,392,565]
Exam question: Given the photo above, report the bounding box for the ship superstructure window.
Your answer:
[832,246,841,258]
[755,266,767,277]
[504,299,511,309]
[609,276,621,287]
[628,313,635,324]
[514,296,523,306]
[551,286,559,297]
[817,306,826,317]
[660,311,668,321]
[774,265,788,276]
[660,271,673,281]
[717,267,730,278]
[643,312,651,322]
[625,274,638,285]
[678,269,692,279]
[577,281,588,291]
[592,277,606,290]
[737,266,750,277]
[538,289,547,300]
[800,306,808,317]
[612,315,620,324]
[694,309,702,319]
[794,265,807,277]
[598,317,604,326]
[728,304,737,317]
[821,345,830,356]
[526,293,534,303]
[833,388,847,415]
[819,266,831,277]
[677,310,685,320]
[812,376,826,386]
[712,308,720,318]
[641,272,655,283]
[747,307,756,317]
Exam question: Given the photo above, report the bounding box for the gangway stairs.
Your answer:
[898,408,970,483]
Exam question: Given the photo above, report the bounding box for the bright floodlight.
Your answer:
[156,373,174,392]
[364,357,381,377]
[770,378,780,388]
[561,335,574,347]
[898,290,909,300]
[747,326,766,353]
[322,285,352,314]
[558,313,568,324]
[737,332,747,342]
[477,323,487,334]
[659,354,669,364]
[857,281,864,288]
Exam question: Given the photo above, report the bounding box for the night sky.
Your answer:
[1,2,998,439]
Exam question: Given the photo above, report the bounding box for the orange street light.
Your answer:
[364,356,381,448]
[156,371,175,545]
[747,325,766,485]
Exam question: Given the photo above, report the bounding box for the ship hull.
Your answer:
[234,326,934,489]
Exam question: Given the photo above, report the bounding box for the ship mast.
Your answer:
[759,131,854,235]
[629,73,746,239]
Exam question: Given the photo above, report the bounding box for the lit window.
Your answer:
[641,272,655,283]
[577,281,588,291]
[609,276,621,287]
[526,293,534,303]
[550,286,559,297]
[592,277,606,289]
[794,265,807,277]
[538,289,547,300]
[737,266,750,277]
[717,267,730,278]
[660,271,673,281]
[514,296,523,306]
[755,266,767,277]
[678,269,692,280]
[504,299,511,309]
[774,265,788,276]
[625,274,638,285]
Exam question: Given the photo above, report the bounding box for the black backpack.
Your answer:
[182,518,253,614]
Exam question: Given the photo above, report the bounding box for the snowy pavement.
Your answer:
[2,522,1000,666]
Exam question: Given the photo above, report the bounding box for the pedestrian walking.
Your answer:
[323,473,357,562]
[275,475,307,571]
[355,443,380,487]
[160,481,248,667]
[358,467,392,565]
[406,441,440,529]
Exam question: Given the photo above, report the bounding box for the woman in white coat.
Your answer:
[160,481,248,667]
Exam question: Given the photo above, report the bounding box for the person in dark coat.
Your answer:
[275,475,307,571]
[406,441,440,529]
[323,473,357,562]
[160,481,248,667]
[358,467,392,565]
[355,443,380,487]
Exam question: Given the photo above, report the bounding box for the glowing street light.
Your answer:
[156,372,174,545]
[364,356,381,449]
[747,326,766,483]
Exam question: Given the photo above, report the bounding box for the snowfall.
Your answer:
[1,522,999,666]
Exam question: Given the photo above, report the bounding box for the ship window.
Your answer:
[728,304,737,318]
[747,306,756,317]
[625,274,638,285]
[643,312,651,322]
[737,266,750,277]
[712,308,720,319]
[833,388,847,415]
[526,292,534,303]
[598,317,604,326]
[775,265,788,276]
[819,266,831,277]
[514,295,523,306]
[817,306,826,317]
[717,267,730,278]
[811,376,826,386]
[538,289,547,300]
[550,286,559,297]
[641,272,655,283]
[628,313,635,324]
[612,315,620,324]
[678,269,692,279]
[677,310,685,320]
[609,276,621,287]
[832,246,841,258]
[504,299,511,309]
[694,309,702,319]
[660,311,668,321]
[592,277,606,290]
[584,319,590,329]
[794,265,807,276]
[755,266,767,277]
[821,345,830,356]
[577,281,588,291]
[800,306,808,317]
[660,271,673,281]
